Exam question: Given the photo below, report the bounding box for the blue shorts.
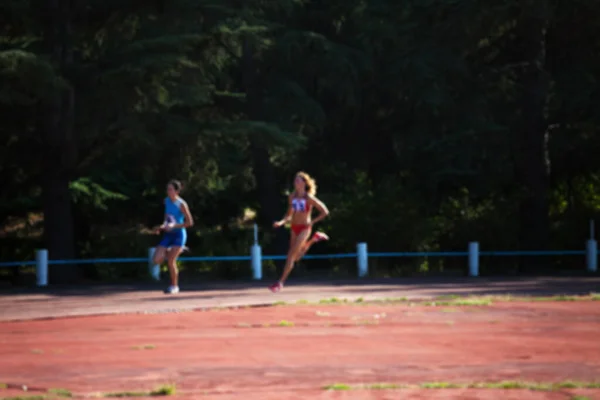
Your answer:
[158,229,187,248]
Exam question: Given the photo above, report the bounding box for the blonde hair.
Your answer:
[296,171,317,196]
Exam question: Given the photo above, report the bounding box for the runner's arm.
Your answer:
[308,195,329,225]
[172,201,194,229]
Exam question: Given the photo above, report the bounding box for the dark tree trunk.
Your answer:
[514,0,551,273]
[40,0,79,283]
[242,36,288,269]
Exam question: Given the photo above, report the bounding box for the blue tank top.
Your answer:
[165,197,186,233]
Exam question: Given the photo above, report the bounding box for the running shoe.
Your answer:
[313,232,330,242]
[164,285,180,294]
[269,282,283,293]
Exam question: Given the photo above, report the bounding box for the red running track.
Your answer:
[0,301,599,399]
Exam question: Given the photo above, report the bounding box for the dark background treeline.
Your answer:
[1,0,599,284]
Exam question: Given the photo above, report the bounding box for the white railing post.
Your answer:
[148,247,160,281]
[251,223,262,280]
[357,242,368,278]
[36,249,48,287]
[468,242,479,277]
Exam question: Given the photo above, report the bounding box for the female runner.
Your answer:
[153,180,194,294]
[269,172,330,293]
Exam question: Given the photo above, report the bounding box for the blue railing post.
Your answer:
[586,240,597,272]
[585,239,598,272]
[468,242,479,277]
[251,223,262,280]
[587,219,597,273]
[148,247,160,281]
[357,242,368,278]
[36,249,48,287]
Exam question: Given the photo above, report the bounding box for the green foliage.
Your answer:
[70,178,128,211]
[2,0,600,281]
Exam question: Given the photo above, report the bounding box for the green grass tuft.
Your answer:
[150,384,176,396]
[102,384,176,398]
[323,383,351,391]
[321,380,600,392]
[364,383,407,390]
[277,320,294,327]
[272,301,287,306]
[420,382,462,389]
[319,297,346,304]
[451,298,493,306]
[528,295,579,302]
[436,294,461,300]
[422,297,492,307]
[48,388,72,397]
[295,299,309,304]
[102,391,146,397]
[376,297,408,303]
[355,320,379,325]
[131,344,155,350]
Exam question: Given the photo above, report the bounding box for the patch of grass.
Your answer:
[469,381,549,390]
[0,396,46,400]
[277,320,294,327]
[0,383,7,389]
[554,381,587,389]
[571,396,592,400]
[355,320,379,325]
[131,344,155,350]
[466,381,600,391]
[102,384,176,398]
[451,298,493,306]
[503,294,599,303]
[436,294,461,300]
[420,382,462,389]
[321,380,600,392]
[102,390,147,397]
[323,383,351,391]
[151,385,176,396]
[263,292,600,310]
[422,297,493,307]
[528,295,580,302]
[319,297,346,304]
[47,388,72,397]
[364,383,408,390]
[375,297,408,303]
